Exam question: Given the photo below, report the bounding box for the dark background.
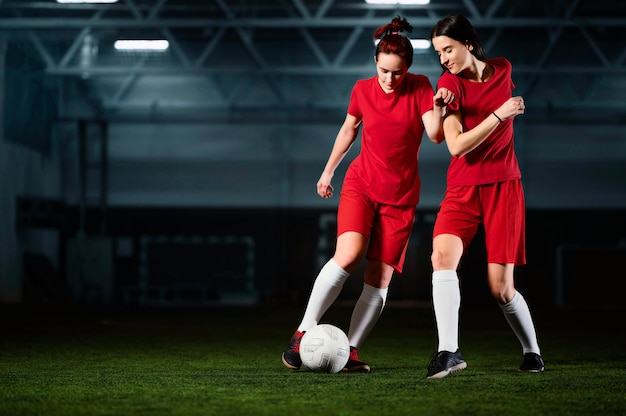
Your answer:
[2,0,625,309]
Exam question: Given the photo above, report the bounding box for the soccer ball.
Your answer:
[299,324,350,373]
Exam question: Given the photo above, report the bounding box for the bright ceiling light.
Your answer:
[114,40,169,51]
[57,0,119,3]
[365,0,430,5]
[374,38,431,50]
[410,39,431,49]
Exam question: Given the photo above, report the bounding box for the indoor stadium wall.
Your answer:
[4,119,624,308]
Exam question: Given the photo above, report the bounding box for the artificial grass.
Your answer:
[0,304,624,415]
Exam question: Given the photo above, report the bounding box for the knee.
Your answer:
[431,235,463,271]
[431,249,454,271]
[490,284,515,305]
[333,251,363,273]
[364,261,394,289]
[490,288,508,305]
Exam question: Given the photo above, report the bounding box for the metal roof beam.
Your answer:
[2,17,626,30]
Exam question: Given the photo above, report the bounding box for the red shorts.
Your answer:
[433,179,526,265]
[337,189,416,273]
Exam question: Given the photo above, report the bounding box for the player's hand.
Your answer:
[495,96,525,120]
[317,173,334,198]
[433,87,455,107]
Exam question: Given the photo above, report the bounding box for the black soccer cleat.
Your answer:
[426,349,467,379]
[519,353,545,373]
[342,346,371,373]
[281,330,304,370]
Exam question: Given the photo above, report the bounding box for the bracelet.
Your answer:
[492,112,502,122]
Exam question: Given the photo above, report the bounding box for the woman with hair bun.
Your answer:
[281,16,454,373]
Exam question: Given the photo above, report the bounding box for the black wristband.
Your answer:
[492,112,502,122]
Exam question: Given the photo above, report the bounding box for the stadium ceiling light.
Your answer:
[410,39,431,49]
[57,0,119,3]
[114,40,169,51]
[374,38,431,50]
[365,0,430,5]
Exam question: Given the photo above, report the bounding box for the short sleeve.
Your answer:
[347,81,362,118]
[437,72,461,113]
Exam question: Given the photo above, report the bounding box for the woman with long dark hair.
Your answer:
[426,15,544,378]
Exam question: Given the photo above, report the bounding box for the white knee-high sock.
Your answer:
[432,270,461,352]
[500,291,541,355]
[297,259,350,332]
[348,283,388,348]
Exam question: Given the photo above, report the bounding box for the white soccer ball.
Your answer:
[299,324,350,374]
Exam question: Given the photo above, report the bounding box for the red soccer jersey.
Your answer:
[343,73,434,206]
[437,57,521,186]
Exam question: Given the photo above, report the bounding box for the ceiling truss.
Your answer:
[0,0,624,122]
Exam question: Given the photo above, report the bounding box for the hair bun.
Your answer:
[391,16,413,33]
[374,16,413,39]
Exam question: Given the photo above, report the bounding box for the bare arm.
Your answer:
[422,87,455,144]
[317,113,361,198]
[444,96,525,157]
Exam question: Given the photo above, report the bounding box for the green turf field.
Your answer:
[1,304,624,415]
